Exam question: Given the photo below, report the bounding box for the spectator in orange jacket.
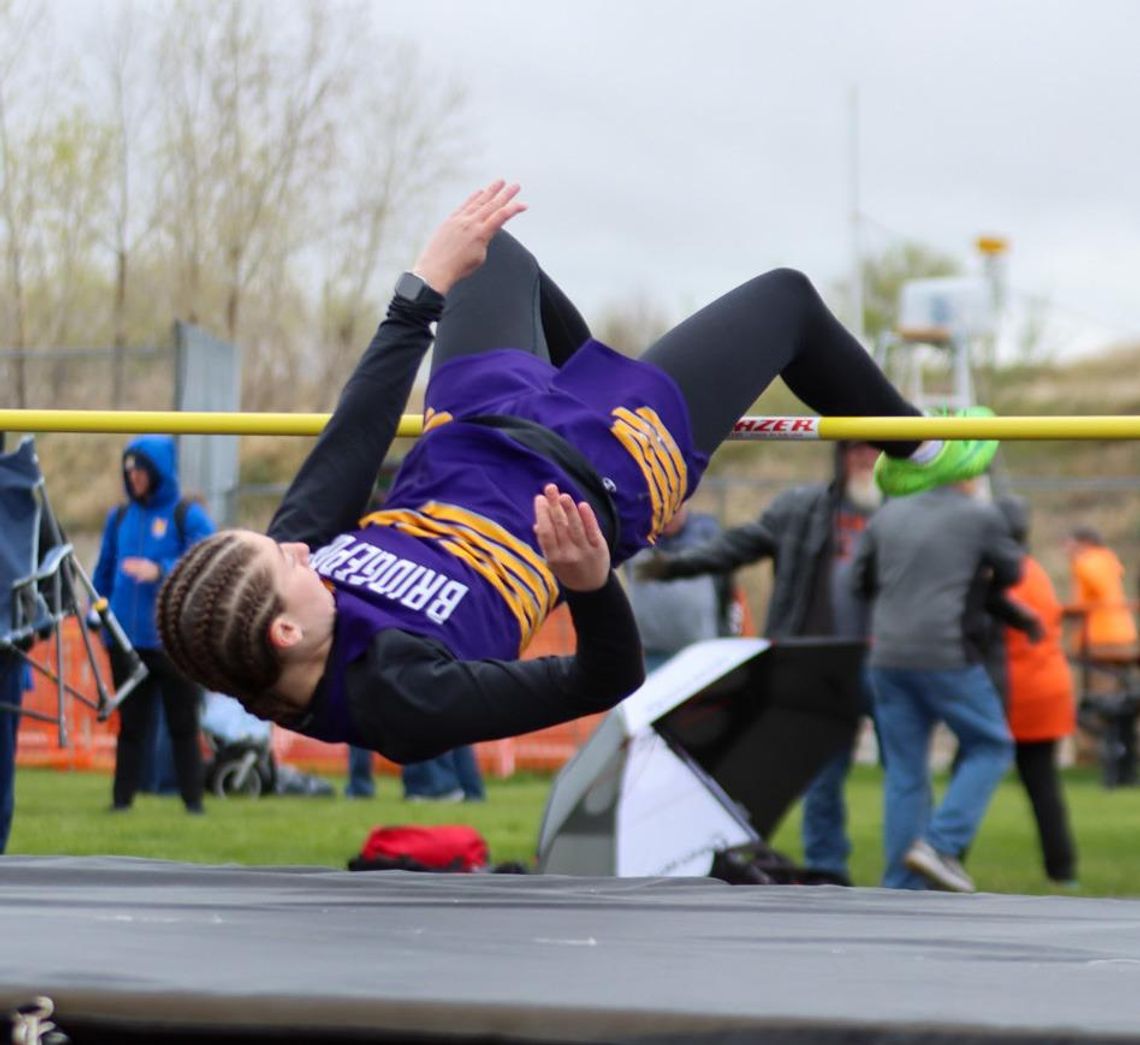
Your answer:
[999,498,1078,885]
[1065,526,1137,657]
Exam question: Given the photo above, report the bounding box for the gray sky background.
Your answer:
[367,0,1139,357]
[53,0,1140,357]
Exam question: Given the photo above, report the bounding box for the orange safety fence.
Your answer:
[15,608,602,778]
[16,594,757,778]
[14,620,118,771]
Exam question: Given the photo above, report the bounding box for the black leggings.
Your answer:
[1015,739,1077,882]
[432,233,920,458]
[432,233,590,372]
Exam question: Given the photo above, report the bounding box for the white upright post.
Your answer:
[849,85,864,342]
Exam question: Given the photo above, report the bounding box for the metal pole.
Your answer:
[849,85,865,342]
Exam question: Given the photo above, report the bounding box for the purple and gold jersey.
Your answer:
[420,340,706,563]
[310,340,705,706]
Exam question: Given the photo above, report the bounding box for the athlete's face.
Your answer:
[242,532,335,653]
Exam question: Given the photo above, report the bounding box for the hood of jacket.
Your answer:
[122,434,180,509]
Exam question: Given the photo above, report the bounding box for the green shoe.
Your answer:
[874,406,999,497]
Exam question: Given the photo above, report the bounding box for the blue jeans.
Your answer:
[449,745,486,800]
[402,747,485,800]
[870,664,1013,889]
[345,746,376,797]
[800,670,876,877]
[0,659,23,854]
[140,701,180,795]
[801,743,855,876]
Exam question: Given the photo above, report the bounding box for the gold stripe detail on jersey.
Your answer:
[422,408,454,433]
[360,501,556,651]
[610,406,687,542]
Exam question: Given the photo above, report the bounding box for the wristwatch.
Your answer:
[394,270,435,304]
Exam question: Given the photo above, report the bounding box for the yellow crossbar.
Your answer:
[0,409,1139,441]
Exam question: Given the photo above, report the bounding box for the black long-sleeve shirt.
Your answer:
[269,291,644,762]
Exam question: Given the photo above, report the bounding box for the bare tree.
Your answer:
[151,0,471,409]
[92,0,163,406]
[38,107,114,396]
[1015,293,1054,365]
[155,0,350,345]
[0,0,474,416]
[594,293,671,357]
[316,40,467,393]
[0,0,49,406]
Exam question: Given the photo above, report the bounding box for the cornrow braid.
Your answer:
[157,532,290,721]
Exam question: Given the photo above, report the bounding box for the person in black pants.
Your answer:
[994,496,1079,885]
[93,436,215,813]
[156,181,978,764]
[108,645,206,812]
[1015,741,1077,883]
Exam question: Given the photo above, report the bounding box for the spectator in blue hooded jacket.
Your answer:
[92,435,215,813]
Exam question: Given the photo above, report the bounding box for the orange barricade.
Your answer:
[16,607,604,778]
[14,619,118,771]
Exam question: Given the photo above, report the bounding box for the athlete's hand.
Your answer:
[533,483,610,592]
[412,180,526,296]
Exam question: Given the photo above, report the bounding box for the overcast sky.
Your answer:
[364,0,1139,357]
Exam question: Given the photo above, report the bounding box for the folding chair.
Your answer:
[0,437,146,745]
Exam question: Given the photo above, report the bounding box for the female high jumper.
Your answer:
[157,181,994,762]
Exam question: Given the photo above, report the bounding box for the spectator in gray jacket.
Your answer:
[853,476,1022,892]
[637,442,881,883]
[624,503,736,672]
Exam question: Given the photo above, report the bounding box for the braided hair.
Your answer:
[157,531,292,721]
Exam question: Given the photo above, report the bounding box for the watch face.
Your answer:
[395,271,426,301]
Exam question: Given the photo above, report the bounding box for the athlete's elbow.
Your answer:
[586,658,645,710]
[625,658,647,694]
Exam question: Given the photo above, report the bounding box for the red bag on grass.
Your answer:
[350,824,490,873]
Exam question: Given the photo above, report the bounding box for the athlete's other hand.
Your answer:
[412,180,526,296]
[533,483,610,592]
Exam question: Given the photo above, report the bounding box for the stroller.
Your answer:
[201,691,276,797]
[0,437,145,741]
[201,692,334,798]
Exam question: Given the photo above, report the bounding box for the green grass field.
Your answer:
[8,765,1140,896]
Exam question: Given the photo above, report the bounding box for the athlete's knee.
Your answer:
[755,266,815,297]
[485,229,538,272]
[739,267,821,315]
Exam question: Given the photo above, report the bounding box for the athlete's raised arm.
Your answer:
[413,180,526,295]
[269,181,526,548]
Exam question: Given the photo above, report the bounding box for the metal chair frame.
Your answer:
[0,438,146,746]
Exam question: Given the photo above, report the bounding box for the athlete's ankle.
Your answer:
[909,439,943,464]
